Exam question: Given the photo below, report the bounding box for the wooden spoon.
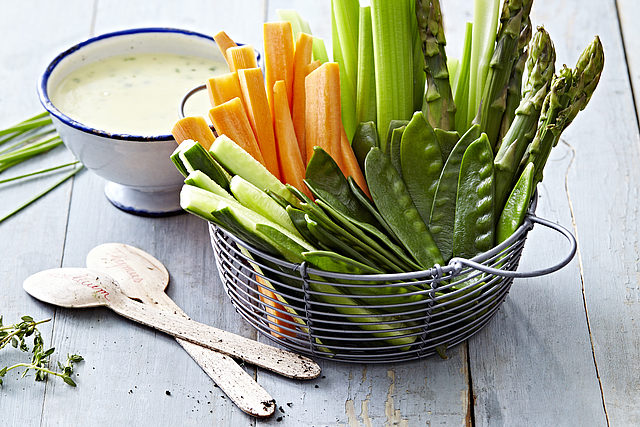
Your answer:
[86,243,275,418]
[23,268,320,380]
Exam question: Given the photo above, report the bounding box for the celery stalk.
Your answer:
[467,0,501,127]
[454,22,473,133]
[276,9,329,63]
[370,0,414,149]
[332,9,358,140]
[356,6,376,125]
[448,58,460,89]
[331,0,359,94]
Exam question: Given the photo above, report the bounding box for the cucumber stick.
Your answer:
[180,185,313,252]
[173,139,230,188]
[184,170,234,202]
[209,135,297,205]
[229,175,301,238]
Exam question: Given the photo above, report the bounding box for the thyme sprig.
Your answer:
[0,315,83,386]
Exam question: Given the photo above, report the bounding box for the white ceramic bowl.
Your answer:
[38,28,225,216]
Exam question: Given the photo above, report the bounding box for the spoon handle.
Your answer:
[147,292,276,417]
[108,296,320,380]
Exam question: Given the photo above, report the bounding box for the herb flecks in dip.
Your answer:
[51,53,223,136]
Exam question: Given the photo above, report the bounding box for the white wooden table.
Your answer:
[1,1,639,425]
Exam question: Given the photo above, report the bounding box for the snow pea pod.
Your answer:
[303,250,383,275]
[303,251,427,313]
[433,128,460,161]
[400,112,444,224]
[389,125,407,176]
[305,147,376,225]
[315,199,421,272]
[452,134,495,259]
[296,199,407,273]
[304,215,379,268]
[286,206,319,244]
[365,147,444,269]
[384,119,409,154]
[352,121,379,172]
[430,124,481,260]
[497,163,535,243]
[348,176,402,245]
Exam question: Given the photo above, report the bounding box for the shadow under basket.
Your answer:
[208,197,577,364]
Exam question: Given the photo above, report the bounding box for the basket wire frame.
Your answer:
[209,200,577,363]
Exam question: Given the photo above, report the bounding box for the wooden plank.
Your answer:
[469,142,607,426]
[256,2,470,425]
[37,1,265,426]
[617,0,640,122]
[0,2,93,425]
[253,347,469,426]
[471,0,640,425]
[540,0,640,425]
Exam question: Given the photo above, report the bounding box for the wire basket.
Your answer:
[209,197,577,363]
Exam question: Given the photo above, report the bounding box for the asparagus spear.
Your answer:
[416,0,456,131]
[522,36,604,186]
[479,0,534,148]
[494,27,555,212]
[499,18,532,140]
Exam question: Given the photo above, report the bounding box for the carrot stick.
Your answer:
[213,31,237,69]
[237,68,281,179]
[291,32,314,163]
[263,22,295,116]
[171,116,216,150]
[256,276,296,338]
[340,126,370,198]
[304,62,343,169]
[206,72,242,107]
[208,97,265,165]
[226,45,258,72]
[306,60,322,75]
[273,80,311,198]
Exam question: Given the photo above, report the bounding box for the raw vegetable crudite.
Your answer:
[400,111,444,224]
[522,36,604,187]
[170,4,605,355]
[494,27,555,213]
[430,124,481,261]
[416,0,456,131]
[479,0,534,148]
[452,134,495,259]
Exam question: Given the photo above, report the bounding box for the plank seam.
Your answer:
[614,0,640,132]
[40,161,79,426]
[561,139,610,426]
[465,342,475,427]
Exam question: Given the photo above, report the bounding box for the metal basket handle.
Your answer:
[448,214,577,278]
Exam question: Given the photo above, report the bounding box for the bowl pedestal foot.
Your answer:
[104,181,183,217]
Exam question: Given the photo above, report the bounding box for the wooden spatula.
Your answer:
[86,243,276,418]
[23,268,320,380]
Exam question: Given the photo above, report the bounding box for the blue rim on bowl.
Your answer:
[38,27,259,142]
